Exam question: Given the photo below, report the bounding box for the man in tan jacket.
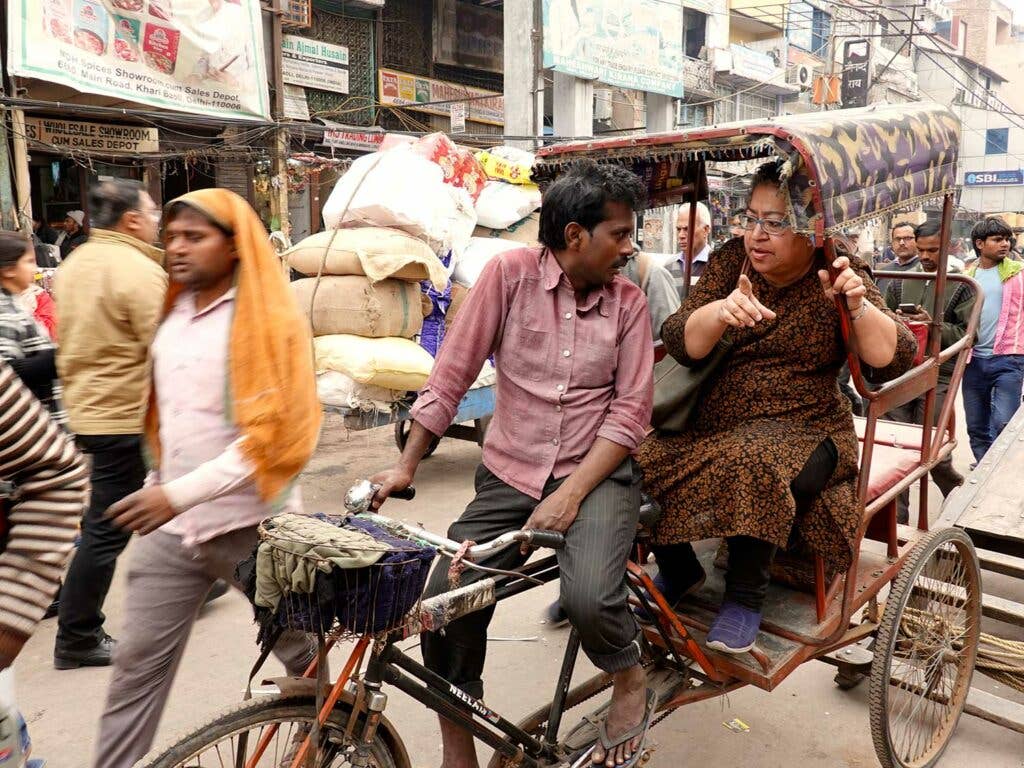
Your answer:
[53,179,165,670]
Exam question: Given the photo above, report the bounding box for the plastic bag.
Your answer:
[322,148,477,258]
[474,180,542,230]
[316,370,404,410]
[411,133,487,202]
[453,237,522,288]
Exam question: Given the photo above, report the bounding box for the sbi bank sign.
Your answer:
[964,170,1024,186]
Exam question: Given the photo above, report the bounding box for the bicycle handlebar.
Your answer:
[354,512,565,558]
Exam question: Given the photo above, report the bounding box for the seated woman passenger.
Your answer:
[637,161,916,654]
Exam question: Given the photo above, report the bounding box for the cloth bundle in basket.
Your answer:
[238,513,436,648]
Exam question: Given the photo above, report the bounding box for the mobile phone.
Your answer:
[898,303,918,314]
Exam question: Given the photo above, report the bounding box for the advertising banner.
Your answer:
[9,0,270,121]
[281,34,349,94]
[378,68,504,126]
[542,0,685,97]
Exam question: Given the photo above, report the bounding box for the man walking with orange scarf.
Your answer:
[92,190,322,768]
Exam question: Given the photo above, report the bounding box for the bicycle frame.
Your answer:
[249,553,568,768]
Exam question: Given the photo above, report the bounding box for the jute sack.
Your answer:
[292,276,423,339]
[284,228,448,290]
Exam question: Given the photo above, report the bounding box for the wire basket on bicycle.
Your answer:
[236,512,436,647]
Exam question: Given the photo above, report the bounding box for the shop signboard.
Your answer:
[378,68,504,126]
[283,84,310,121]
[321,127,386,152]
[9,0,269,120]
[24,116,159,154]
[433,0,503,74]
[542,0,685,97]
[840,39,871,109]
[964,170,1024,186]
[729,44,778,82]
[281,35,349,94]
[450,102,467,134]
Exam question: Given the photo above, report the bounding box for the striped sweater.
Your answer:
[0,361,87,661]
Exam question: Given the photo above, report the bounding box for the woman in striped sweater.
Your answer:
[0,359,88,766]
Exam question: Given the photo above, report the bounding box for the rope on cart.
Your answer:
[901,608,1024,694]
[305,153,387,368]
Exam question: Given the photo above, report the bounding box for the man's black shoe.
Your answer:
[43,580,62,618]
[54,635,116,670]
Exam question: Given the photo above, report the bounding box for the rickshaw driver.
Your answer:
[370,161,656,768]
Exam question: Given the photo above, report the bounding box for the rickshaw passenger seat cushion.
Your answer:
[858,442,921,503]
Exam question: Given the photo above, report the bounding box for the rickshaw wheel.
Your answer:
[868,528,981,768]
[394,421,441,457]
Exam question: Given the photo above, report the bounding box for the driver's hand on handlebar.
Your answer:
[367,467,414,510]
[520,484,580,555]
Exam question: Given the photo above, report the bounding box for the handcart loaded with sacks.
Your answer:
[140,103,989,768]
[282,136,542,455]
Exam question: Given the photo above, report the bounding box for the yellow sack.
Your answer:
[476,150,533,185]
[314,335,434,392]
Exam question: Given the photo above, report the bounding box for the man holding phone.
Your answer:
[883,221,973,522]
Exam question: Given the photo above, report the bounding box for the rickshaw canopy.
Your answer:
[533,102,960,237]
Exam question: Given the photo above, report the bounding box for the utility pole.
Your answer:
[503,0,544,149]
[267,0,289,236]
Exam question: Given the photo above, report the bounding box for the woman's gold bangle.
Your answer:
[850,303,869,322]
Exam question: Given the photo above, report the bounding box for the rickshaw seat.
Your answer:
[858,441,921,504]
[853,416,925,450]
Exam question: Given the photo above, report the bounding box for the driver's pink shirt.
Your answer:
[411,247,653,500]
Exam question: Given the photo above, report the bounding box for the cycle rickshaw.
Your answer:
[139,102,983,768]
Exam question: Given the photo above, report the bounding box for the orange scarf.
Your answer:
[146,189,322,505]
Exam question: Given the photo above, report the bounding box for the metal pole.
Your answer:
[268,0,289,235]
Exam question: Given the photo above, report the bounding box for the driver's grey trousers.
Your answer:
[421,459,643,700]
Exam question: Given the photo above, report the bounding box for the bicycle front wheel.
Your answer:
[136,695,402,768]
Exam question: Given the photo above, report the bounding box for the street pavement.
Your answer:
[13,413,1024,767]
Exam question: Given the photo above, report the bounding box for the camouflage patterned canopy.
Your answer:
[533,103,960,235]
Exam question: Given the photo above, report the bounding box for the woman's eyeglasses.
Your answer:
[739,213,790,236]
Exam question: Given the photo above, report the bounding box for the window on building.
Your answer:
[812,8,831,55]
[683,9,707,59]
[986,127,1009,155]
[737,91,777,121]
[678,101,709,127]
[714,86,736,123]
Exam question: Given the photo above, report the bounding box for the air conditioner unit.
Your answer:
[594,89,613,121]
[787,64,815,90]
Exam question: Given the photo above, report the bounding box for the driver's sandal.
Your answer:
[571,687,657,768]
